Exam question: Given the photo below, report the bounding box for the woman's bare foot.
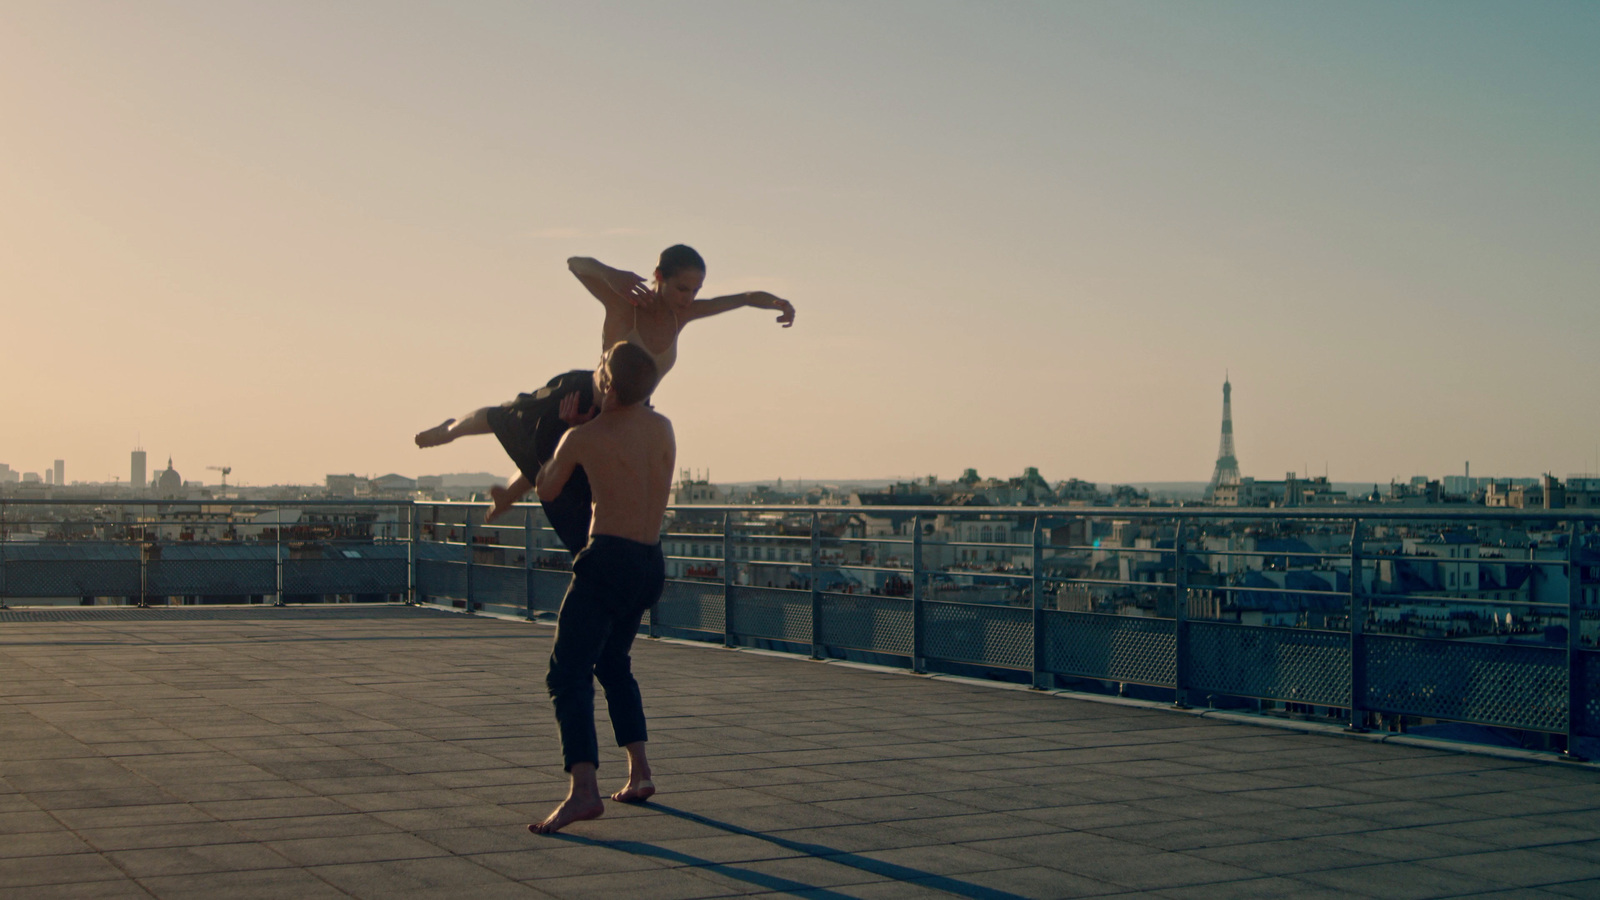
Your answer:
[415,419,456,448]
[528,793,604,834]
[611,777,655,804]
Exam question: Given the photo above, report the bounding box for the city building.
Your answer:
[368,474,417,494]
[325,474,364,496]
[1217,473,1347,507]
[154,458,184,499]
[672,473,727,505]
[1485,474,1600,509]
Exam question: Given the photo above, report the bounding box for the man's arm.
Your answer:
[536,428,584,502]
[681,291,795,327]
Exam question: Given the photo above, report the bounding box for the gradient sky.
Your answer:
[3,2,1597,488]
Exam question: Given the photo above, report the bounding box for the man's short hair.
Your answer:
[605,342,660,407]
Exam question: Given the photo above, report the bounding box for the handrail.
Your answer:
[5,495,1596,756]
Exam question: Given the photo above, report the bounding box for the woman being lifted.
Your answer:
[415,244,795,549]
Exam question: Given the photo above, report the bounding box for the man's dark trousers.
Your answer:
[545,535,666,771]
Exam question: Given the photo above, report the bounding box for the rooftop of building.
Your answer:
[3,605,1599,899]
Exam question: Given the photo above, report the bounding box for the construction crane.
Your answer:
[207,465,232,491]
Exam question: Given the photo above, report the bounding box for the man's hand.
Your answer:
[559,391,597,426]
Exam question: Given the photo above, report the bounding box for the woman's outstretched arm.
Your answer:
[681,291,796,327]
[568,257,653,309]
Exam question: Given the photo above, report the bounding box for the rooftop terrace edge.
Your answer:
[7,496,1600,523]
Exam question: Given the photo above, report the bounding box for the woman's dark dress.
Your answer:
[485,369,596,555]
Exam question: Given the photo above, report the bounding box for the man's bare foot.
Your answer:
[486,485,515,523]
[415,419,455,448]
[611,777,655,803]
[528,794,604,834]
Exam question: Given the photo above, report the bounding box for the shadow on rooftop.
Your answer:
[553,800,1030,900]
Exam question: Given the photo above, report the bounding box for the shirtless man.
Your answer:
[529,341,675,835]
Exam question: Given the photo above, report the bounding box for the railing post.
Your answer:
[912,514,925,673]
[1567,521,1587,759]
[1173,519,1190,708]
[1348,518,1368,732]
[722,511,735,648]
[0,501,8,610]
[462,507,476,615]
[524,506,537,620]
[272,515,283,607]
[1031,517,1047,689]
[408,504,420,605]
[809,512,823,659]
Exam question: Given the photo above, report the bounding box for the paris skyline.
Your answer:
[4,2,1597,486]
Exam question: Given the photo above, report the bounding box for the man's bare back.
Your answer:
[535,405,674,544]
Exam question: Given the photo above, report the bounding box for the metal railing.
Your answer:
[0,498,411,608]
[4,498,1598,756]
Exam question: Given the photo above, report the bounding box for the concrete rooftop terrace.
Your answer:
[2,606,1599,900]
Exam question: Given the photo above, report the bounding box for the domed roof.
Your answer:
[156,457,182,494]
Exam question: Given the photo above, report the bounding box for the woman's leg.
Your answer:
[415,406,495,448]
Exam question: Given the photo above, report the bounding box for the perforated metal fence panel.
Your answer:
[922,600,1033,669]
[1364,634,1568,733]
[1043,610,1176,686]
[528,568,572,614]
[416,559,467,600]
[817,592,912,655]
[282,559,406,596]
[4,560,141,597]
[147,560,276,597]
[1188,622,1351,707]
[654,579,724,635]
[729,586,812,643]
[472,565,525,609]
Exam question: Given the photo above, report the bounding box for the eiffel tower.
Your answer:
[1205,374,1241,502]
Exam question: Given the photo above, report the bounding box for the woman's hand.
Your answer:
[748,292,796,327]
[559,391,597,426]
